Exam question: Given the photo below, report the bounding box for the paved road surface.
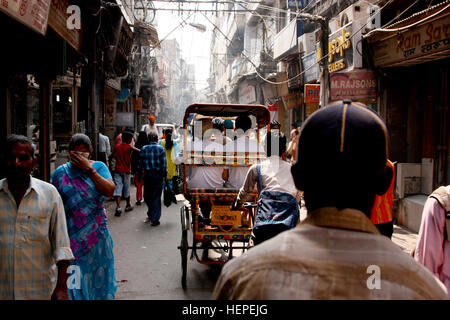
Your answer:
[105,188,221,300]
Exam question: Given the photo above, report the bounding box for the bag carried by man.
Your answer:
[252,165,299,245]
[163,182,177,207]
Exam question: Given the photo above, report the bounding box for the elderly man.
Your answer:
[0,135,74,299]
[142,115,158,138]
[213,100,448,299]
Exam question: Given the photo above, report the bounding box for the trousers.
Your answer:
[144,171,163,223]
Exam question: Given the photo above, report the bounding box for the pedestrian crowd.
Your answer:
[0,102,449,300]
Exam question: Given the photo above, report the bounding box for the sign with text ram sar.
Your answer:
[330,69,377,101]
[372,12,450,67]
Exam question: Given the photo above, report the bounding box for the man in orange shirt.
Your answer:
[371,159,395,238]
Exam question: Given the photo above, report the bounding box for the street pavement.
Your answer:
[105,185,418,300]
[105,186,221,300]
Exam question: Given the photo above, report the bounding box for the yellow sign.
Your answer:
[211,205,241,226]
[328,59,346,72]
[328,28,351,63]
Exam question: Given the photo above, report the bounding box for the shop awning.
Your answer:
[365,1,450,68]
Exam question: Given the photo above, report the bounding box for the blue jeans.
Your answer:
[144,171,163,223]
[113,172,131,198]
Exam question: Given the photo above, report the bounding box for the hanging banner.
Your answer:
[304,84,320,103]
[0,0,51,35]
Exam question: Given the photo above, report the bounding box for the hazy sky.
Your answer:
[153,3,214,91]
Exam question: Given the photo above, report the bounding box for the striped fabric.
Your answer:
[0,178,74,300]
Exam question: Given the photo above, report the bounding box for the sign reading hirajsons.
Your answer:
[330,69,377,101]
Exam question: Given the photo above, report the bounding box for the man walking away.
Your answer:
[137,131,167,226]
[111,130,140,216]
[0,135,74,299]
[212,100,448,300]
[98,126,111,166]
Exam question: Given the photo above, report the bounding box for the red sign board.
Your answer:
[330,69,377,101]
[0,0,51,35]
[304,84,320,103]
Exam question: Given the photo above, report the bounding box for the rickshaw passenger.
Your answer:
[186,118,226,190]
[224,115,264,189]
[186,118,227,230]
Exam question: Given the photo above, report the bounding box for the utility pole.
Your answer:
[318,17,329,107]
[295,12,328,107]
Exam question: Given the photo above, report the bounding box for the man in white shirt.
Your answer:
[98,126,111,166]
[224,115,265,189]
[234,131,300,207]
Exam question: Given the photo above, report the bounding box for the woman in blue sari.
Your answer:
[51,134,117,300]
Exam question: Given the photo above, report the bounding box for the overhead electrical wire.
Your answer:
[202,0,396,86]
[363,1,450,38]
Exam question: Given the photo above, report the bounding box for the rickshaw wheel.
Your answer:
[181,229,188,288]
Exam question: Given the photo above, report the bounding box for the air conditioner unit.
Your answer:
[298,33,316,55]
[339,3,367,27]
[329,17,340,34]
[366,5,381,30]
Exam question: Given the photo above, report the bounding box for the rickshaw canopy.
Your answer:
[183,103,270,128]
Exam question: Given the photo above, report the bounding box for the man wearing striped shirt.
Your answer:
[0,135,74,299]
[137,131,167,226]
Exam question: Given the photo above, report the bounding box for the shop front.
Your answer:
[0,0,83,181]
[367,3,450,232]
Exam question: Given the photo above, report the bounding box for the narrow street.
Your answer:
[105,185,418,300]
[105,185,221,300]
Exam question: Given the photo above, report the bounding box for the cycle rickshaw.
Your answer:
[177,103,270,288]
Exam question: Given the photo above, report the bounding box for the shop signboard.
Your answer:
[116,112,134,127]
[302,51,319,83]
[48,0,82,52]
[282,92,303,110]
[330,69,377,101]
[327,22,363,73]
[287,0,304,9]
[0,0,51,35]
[372,13,450,67]
[304,84,320,103]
